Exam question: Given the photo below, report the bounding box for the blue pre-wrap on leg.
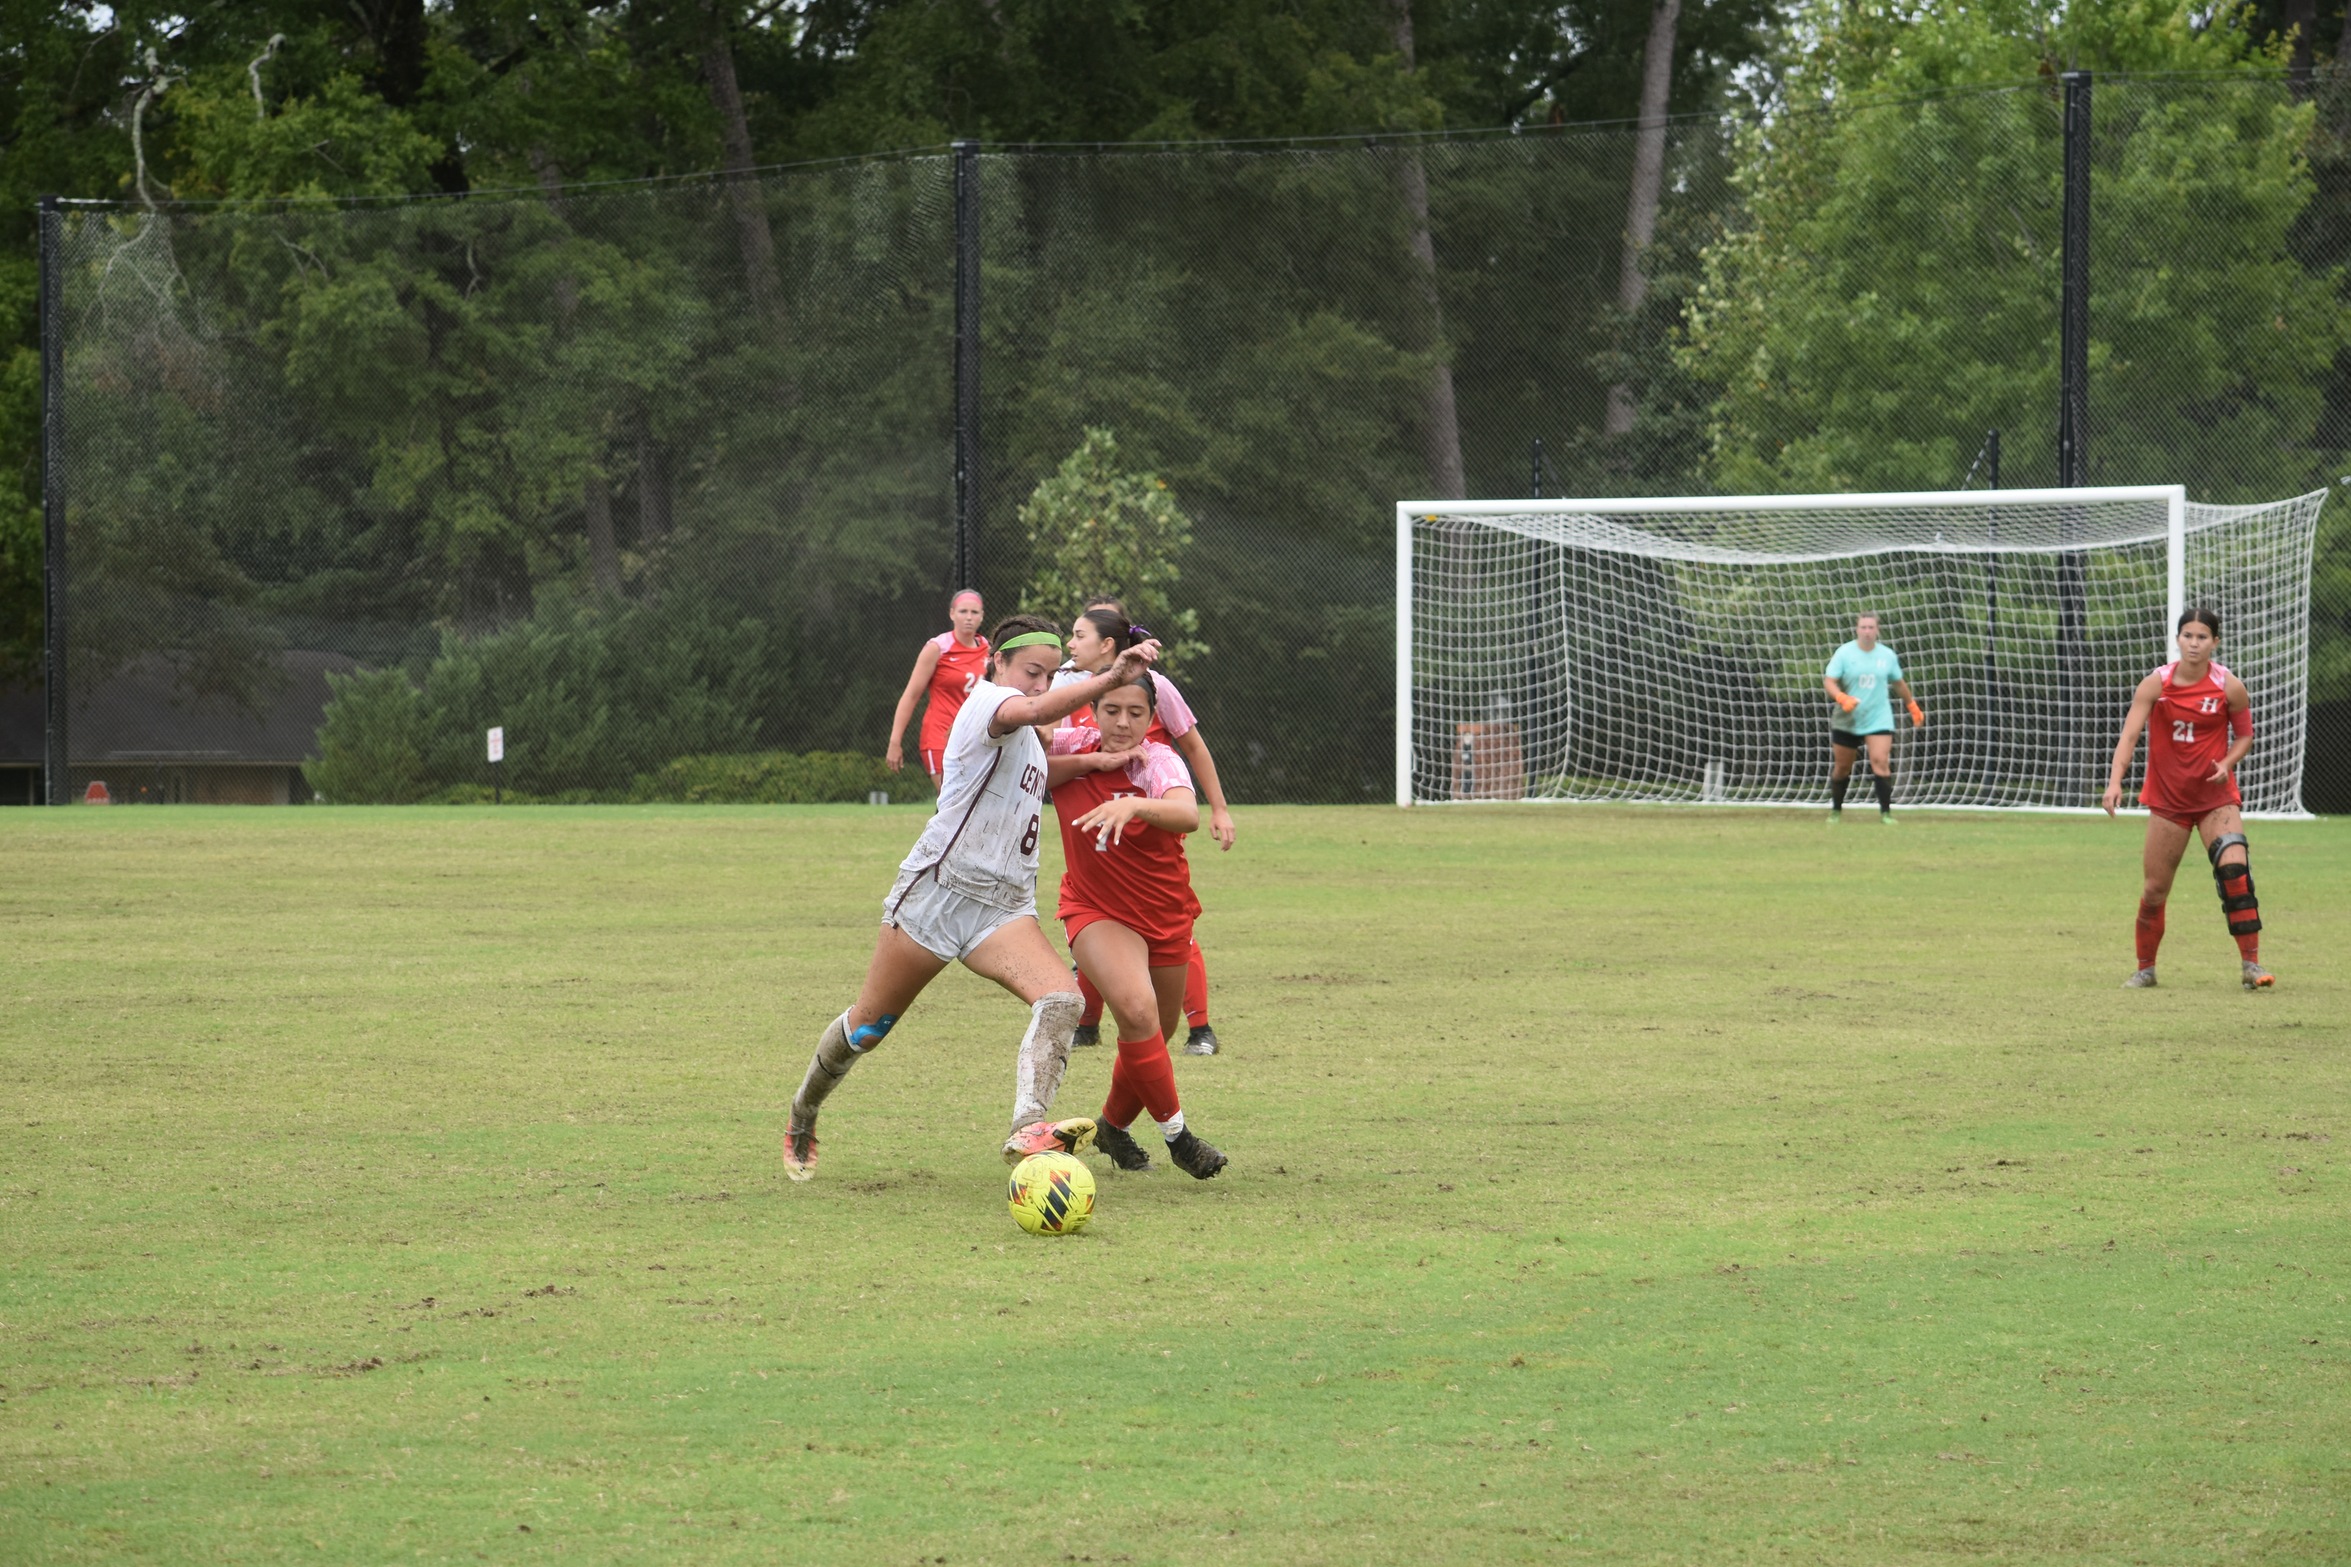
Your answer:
[849,1014,898,1052]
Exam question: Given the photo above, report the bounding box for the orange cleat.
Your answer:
[1003,1117,1096,1165]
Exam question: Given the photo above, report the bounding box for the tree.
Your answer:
[1680,0,2346,499]
[1018,427,1203,671]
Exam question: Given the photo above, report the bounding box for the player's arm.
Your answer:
[1823,675,1858,715]
[2214,675,2255,782]
[1890,678,1925,728]
[1168,727,1236,851]
[1046,748,1143,787]
[1072,785,1198,845]
[2101,673,2162,815]
[886,641,944,771]
[991,642,1161,734]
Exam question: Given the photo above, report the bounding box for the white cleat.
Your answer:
[2242,962,2275,991]
[783,1121,820,1182]
[2122,968,2158,989]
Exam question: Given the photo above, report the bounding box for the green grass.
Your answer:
[2,803,2347,1564]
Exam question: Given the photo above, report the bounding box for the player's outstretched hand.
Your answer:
[1074,794,1148,846]
[1210,806,1236,851]
[2099,780,2123,817]
[1107,639,1162,685]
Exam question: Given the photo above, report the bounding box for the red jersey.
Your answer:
[919,631,991,751]
[2140,659,2242,815]
[1047,731,1201,942]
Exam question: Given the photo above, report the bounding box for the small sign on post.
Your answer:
[487,726,504,803]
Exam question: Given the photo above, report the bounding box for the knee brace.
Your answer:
[847,1013,898,1052]
[2208,835,2260,935]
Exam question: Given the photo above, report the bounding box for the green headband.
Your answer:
[996,631,1064,654]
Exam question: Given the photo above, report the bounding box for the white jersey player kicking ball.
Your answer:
[782,614,1163,1181]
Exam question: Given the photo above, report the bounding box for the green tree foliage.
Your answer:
[1018,428,1202,667]
[1682,0,2344,496]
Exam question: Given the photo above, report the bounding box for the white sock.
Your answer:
[1156,1110,1186,1141]
[1008,991,1084,1133]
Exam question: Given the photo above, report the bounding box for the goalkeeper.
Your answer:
[1822,612,1924,822]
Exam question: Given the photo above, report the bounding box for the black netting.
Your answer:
[26,75,2351,807]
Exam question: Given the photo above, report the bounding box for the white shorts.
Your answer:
[883,869,1031,963]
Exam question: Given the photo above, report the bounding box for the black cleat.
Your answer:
[1094,1120,1153,1171]
[1183,1024,1220,1056]
[1165,1128,1227,1180]
[1070,1023,1101,1049]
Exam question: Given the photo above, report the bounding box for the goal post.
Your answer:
[1396,485,2325,815]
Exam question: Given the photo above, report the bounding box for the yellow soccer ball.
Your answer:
[1007,1151,1095,1236]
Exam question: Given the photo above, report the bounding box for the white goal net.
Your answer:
[1397,486,2325,815]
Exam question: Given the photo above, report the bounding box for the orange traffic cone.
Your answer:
[83,781,110,804]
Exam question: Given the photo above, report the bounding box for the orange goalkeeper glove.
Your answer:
[1834,692,1858,714]
[1907,700,1926,727]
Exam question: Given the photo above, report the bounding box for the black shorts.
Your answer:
[1830,729,1892,750]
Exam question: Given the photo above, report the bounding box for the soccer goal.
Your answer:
[1396,485,2326,815]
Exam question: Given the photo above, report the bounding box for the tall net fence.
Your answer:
[25,74,2351,807]
[1405,492,2324,813]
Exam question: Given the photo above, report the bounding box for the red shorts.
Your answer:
[921,747,944,780]
[2141,791,2236,830]
[1062,905,1193,968]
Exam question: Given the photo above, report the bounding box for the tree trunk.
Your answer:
[2286,0,2317,92]
[1390,0,1465,500]
[699,3,784,329]
[584,470,621,596]
[1603,0,1682,438]
[637,424,671,546]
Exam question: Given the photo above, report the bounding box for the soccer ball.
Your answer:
[1007,1151,1095,1236]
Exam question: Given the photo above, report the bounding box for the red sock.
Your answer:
[1112,1032,1181,1125]
[1184,940,1209,1029]
[1076,966,1104,1028]
[2234,929,2260,962]
[2135,897,2166,968]
[1101,1056,1145,1129]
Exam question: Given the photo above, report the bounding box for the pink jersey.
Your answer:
[920,631,991,751]
[2141,660,2242,816]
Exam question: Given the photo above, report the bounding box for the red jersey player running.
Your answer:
[2100,606,2274,991]
[1045,668,1229,1179]
[1054,605,1235,1056]
[886,589,991,781]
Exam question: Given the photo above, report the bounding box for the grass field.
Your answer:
[2,803,2347,1564]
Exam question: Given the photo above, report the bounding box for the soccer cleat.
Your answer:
[2242,961,2275,991]
[1093,1120,1153,1171]
[1878,812,1896,825]
[2122,967,2159,989]
[1827,809,1842,825]
[1165,1128,1227,1180]
[1003,1117,1097,1165]
[1070,1023,1100,1049]
[1183,1024,1221,1057]
[782,1121,820,1181]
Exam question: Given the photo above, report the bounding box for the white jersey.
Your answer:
[895,679,1048,913]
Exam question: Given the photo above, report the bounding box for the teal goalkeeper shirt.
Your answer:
[1826,641,1904,734]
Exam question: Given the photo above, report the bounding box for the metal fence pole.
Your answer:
[952,140,981,596]
[2057,72,2091,802]
[39,195,66,806]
